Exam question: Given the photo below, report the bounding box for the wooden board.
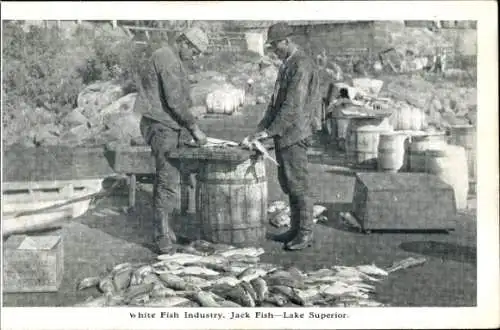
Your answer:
[2,146,115,183]
[106,144,257,174]
[352,172,457,231]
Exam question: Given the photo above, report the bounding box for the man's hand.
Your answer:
[253,131,269,140]
[189,124,208,146]
[241,130,269,149]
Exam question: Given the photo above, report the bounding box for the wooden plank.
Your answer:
[3,179,102,191]
[2,146,115,183]
[106,144,257,174]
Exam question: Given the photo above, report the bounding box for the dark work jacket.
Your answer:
[133,45,196,138]
[257,49,321,149]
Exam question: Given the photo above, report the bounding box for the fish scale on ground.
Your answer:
[74,239,424,307]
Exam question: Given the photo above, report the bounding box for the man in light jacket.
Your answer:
[243,22,321,251]
[133,27,209,254]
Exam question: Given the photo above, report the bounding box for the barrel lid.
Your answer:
[450,124,474,129]
[426,145,466,157]
[379,131,408,136]
[356,125,392,132]
[426,149,448,157]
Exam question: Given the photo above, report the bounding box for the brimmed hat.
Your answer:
[182,27,209,53]
[264,22,293,48]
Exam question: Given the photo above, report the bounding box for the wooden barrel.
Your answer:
[196,156,268,246]
[336,117,350,151]
[448,124,476,195]
[354,125,392,168]
[408,131,448,172]
[425,146,469,210]
[377,131,408,172]
[345,116,391,163]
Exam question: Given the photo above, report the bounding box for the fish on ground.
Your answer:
[144,296,192,307]
[157,272,189,291]
[237,267,268,282]
[269,285,305,306]
[189,290,222,307]
[240,280,258,303]
[250,277,268,304]
[217,247,265,258]
[123,282,155,304]
[264,293,288,306]
[77,276,101,291]
[157,253,204,264]
[171,266,220,278]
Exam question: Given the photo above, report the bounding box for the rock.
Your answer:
[189,106,207,119]
[465,110,477,126]
[69,123,91,136]
[61,107,88,127]
[100,93,137,117]
[13,136,36,148]
[131,136,147,146]
[431,98,443,112]
[230,74,252,89]
[443,69,469,80]
[260,66,278,83]
[26,107,56,126]
[426,108,443,128]
[441,111,468,127]
[188,71,227,84]
[244,94,257,106]
[33,124,61,146]
[256,96,267,104]
[441,97,453,112]
[454,103,469,117]
[104,111,142,142]
[77,81,125,114]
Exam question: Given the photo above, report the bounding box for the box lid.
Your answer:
[355,172,453,191]
[5,235,61,251]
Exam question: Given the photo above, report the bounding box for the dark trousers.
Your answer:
[275,138,314,233]
[140,117,181,242]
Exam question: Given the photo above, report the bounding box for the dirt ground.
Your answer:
[2,157,477,308]
[2,104,477,307]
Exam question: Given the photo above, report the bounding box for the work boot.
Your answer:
[271,228,299,243]
[156,234,177,255]
[285,231,314,251]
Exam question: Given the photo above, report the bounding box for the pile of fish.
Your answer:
[268,201,328,228]
[74,241,426,308]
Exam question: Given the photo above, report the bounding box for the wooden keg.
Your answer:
[345,116,392,163]
[408,131,448,172]
[377,131,409,172]
[354,125,393,168]
[425,145,469,210]
[448,124,476,195]
[196,155,268,246]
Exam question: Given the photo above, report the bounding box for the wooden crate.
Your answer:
[352,172,457,232]
[3,234,64,293]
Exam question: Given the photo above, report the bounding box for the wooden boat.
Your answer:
[2,179,103,236]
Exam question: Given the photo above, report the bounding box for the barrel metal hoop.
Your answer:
[197,177,267,185]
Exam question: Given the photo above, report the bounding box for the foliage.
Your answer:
[1,22,164,135]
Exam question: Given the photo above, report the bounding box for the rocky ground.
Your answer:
[3,47,477,150]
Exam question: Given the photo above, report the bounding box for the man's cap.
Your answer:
[182,27,209,53]
[265,22,293,47]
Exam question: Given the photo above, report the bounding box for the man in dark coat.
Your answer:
[133,27,209,254]
[243,22,321,251]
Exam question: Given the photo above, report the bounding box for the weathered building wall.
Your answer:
[287,20,476,68]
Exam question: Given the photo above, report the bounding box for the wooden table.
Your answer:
[105,143,257,212]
